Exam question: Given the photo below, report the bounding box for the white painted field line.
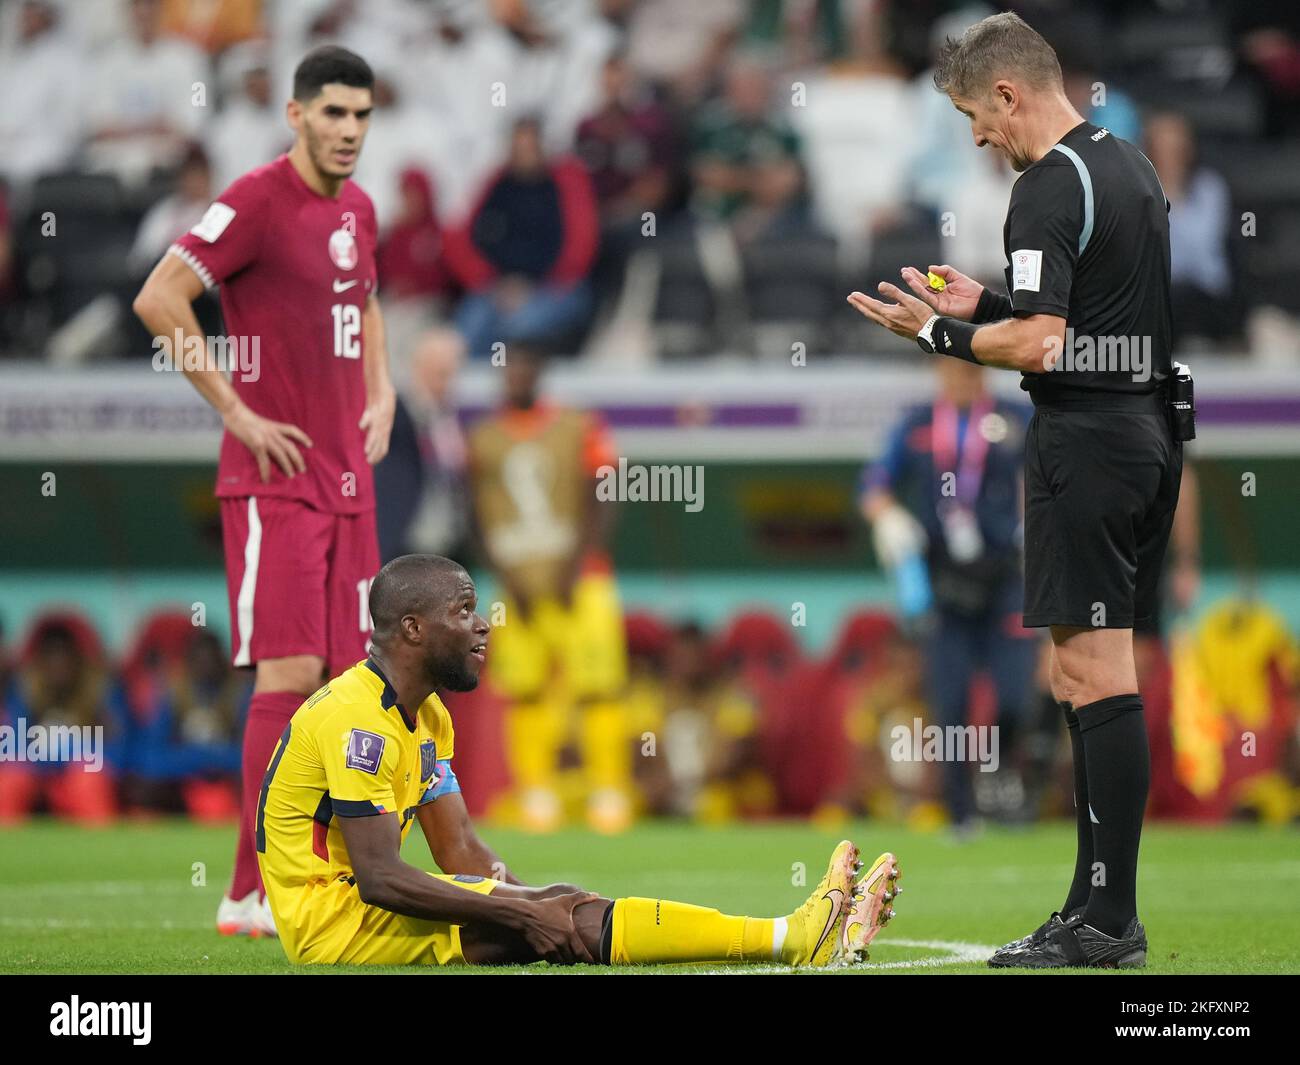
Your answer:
[0,879,194,897]
[858,938,992,969]
[0,915,207,931]
[677,939,996,974]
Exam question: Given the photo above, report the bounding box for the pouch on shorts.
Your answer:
[1169,361,1196,442]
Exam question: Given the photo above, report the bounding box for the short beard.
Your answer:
[304,122,348,178]
[427,649,479,693]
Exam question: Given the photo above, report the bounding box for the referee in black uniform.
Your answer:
[849,12,1190,968]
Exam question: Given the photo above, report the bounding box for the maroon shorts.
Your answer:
[220,497,379,674]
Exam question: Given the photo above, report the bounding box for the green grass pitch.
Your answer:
[1,820,1297,974]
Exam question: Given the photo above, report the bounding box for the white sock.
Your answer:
[771,917,788,960]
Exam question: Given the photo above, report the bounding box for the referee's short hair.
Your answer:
[933,12,1062,99]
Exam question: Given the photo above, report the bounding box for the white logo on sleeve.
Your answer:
[1011,249,1042,293]
[191,202,236,243]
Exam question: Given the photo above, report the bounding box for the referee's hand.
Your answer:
[847,281,934,340]
[899,265,982,321]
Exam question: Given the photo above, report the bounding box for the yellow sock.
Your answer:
[608,898,781,965]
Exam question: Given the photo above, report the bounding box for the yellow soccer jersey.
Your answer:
[255,660,461,923]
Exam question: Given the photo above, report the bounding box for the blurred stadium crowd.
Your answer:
[4,591,1296,830]
[2,0,1299,835]
[2,0,1300,364]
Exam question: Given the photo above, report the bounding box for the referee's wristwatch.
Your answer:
[915,314,941,354]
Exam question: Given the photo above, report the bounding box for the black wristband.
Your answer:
[972,287,1013,324]
[933,317,981,363]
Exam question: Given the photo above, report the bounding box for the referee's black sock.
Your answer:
[1076,693,1149,938]
[1061,702,1093,917]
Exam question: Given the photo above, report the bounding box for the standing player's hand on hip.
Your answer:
[360,385,396,464]
[222,402,313,482]
[847,281,936,340]
[899,264,983,321]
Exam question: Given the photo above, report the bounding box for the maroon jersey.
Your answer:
[170,154,379,514]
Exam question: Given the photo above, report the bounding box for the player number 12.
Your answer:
[331,303,361,359]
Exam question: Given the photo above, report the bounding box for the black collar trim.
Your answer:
[364,658,416,733]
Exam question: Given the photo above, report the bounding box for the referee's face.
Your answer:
[950,86,1032,172]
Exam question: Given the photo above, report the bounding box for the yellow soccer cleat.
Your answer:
[780,839,860,967]
[842,851,902,962]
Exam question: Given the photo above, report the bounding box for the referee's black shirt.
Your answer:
[1004,120,1173,399]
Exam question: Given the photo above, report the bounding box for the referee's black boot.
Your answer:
[986,909,1075,967]
[987,912,1147,969]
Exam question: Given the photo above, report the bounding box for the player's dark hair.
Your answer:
[368,554,467,642]
[293,45,374,103]
[933,12,1062,99]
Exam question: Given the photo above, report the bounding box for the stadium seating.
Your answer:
[121,610,202,721]
[743,231,841,360]
[15,172,137,332]
[650,227,720,359]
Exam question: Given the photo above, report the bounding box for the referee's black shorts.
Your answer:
[1023,390,1183,630]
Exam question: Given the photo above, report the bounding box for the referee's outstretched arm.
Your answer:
[848,275,1064,373]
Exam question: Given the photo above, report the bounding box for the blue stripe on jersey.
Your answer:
[1051,142,1095,256]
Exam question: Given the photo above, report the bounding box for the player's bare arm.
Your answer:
[337,810,598,964]
[133,254,313,482]
[359,293,395,465]
[415,792,591,900]
[415,791,524,885]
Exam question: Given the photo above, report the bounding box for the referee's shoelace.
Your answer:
[1030,913,1061,944]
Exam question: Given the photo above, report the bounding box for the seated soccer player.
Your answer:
[256,554,902,966]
